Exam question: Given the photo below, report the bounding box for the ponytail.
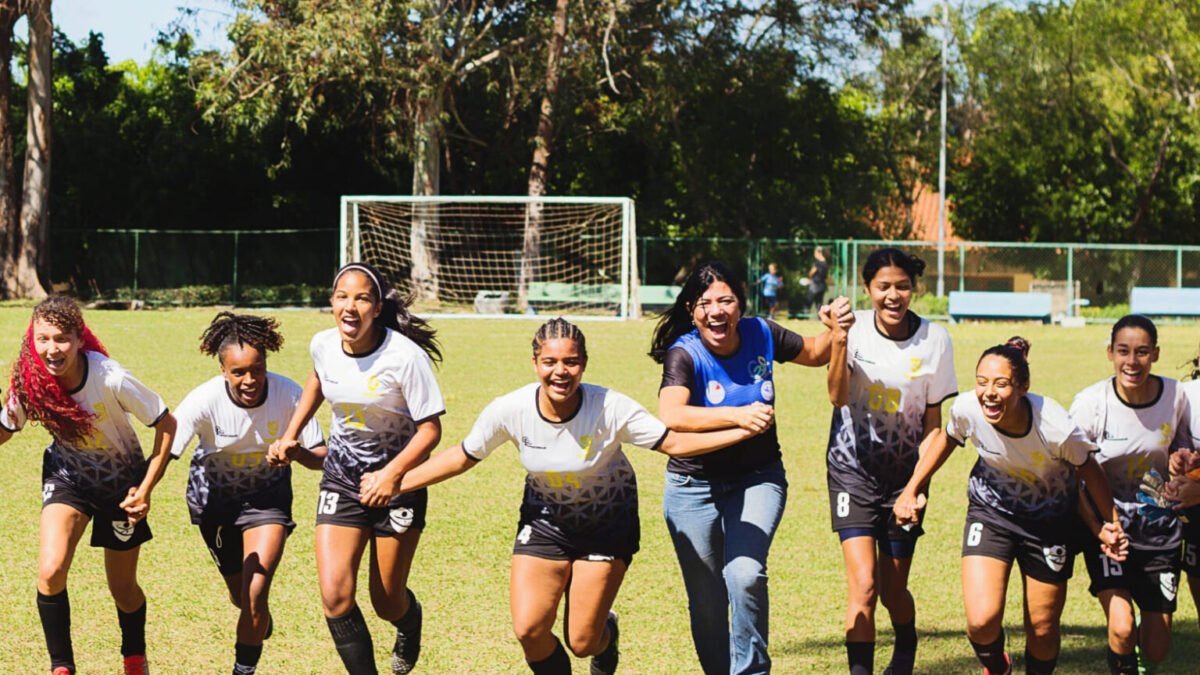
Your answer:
[333,262,441,363]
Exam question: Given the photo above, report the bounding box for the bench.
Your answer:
[526,282,623,306]
[948,291,1053,323]
[1129,287,1200,317]
[638,285,681,312]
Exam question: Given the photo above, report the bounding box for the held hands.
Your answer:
[268,439,300,467]
[734,402,775,434]
[119,486,150,524]
[818,296,855,333]
[1169,448,1200,476]
[1164,475,1200,509]
[893,490,926,528]
[1098,520,1129,562]
[359,468,402,507]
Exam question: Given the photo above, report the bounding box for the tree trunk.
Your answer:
[517,0,569,312]
[0,3,20,295]
[409,92,441,302]
[12,0,49,299]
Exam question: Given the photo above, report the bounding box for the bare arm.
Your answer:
[360,417,443,507]
[268,370,325,465]
[825,320,850,407]
[657,426,759,458]
[0,426,10,446]
[120,412,177,523]
[293,443,327,471]
[894,430,958,525]
[1077,456,1129,561]
[400,444,479,492]
[657,385,773,433]
[795,297,853,368]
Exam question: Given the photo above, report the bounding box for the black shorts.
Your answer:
[197,480,296,576]
[314,478,427,537]
[961,505,1074,584]
[512,512,638,568]
[828,487,923,552]
[1182,510,1200,577]
[1084,546,1180,613]
[42,476,151,551]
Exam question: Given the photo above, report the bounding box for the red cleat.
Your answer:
[123,655,150,675]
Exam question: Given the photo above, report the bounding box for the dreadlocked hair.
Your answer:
[532,318,588,361]
[10,296,109,444]
[199,311,284,361]
[332,262,442,364]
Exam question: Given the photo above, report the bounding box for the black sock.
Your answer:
[326,606,376,675]
[391,589,420,633]
[37,589,75,672]
[117,601,147,658]
[1106,646,1137,675]
[846,641,874,675]
[527,637,570,675]
[1024,647,1057,675]
[233,642,263,674]
[893,620,917,653]
[969,631,1008,674]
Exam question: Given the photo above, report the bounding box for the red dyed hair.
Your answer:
[9,296,108,444]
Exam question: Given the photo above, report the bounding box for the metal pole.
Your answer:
[851,241,859,310]
[1177,246,1183,288]
[133,231,140,294]
[958,243,966,291]
[1067,247,1074,317]
[936,0,949,297]
[232,231,241,305]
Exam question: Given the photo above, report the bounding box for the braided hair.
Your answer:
[9,296,109,444]
[332,262,442,363]
[532,318,588,361]
[979,336,1032,390]
[199,311,284,361]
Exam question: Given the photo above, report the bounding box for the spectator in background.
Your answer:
[796,247,830,317]
[758,262,783,320]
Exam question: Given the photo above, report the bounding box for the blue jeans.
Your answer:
[663,460,788,675]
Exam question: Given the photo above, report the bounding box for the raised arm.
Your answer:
[657,385,773,433]
[399,443,479,492]
[825,312,850,407]
[794,297,854,368]
[120,412,177,523]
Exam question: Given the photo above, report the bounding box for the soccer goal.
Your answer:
[339,196,639,319]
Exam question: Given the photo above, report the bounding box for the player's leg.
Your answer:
[1096,590,1137,673]
[369,527,423,674]
[1021,573,1067,674]
[316,523,373,674]
[962,555,1012,674]
[510,554,572,673]
[105,546,149,674]
[877,539,917,675]
[232,523,288,674]
[562,558,626,668]
[37,502,90,674]
[839,535,878,674]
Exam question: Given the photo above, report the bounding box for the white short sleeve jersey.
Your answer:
[171,372,325,515]
[0,351,168,501]
[947,392,1095,536]
[1183,379,1200,448]
[463,382,668,534]
[827,311,957,501]
[1070,376,1186,551]
[310,327,445,495]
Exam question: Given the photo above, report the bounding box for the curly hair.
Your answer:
[9,296,109,444]
[199,311,284,361]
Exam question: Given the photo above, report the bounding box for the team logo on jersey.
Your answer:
[905,358,923,380]
[112,521,135,543]
[215,424,237,438]
[522,436,547,450]
[749,356,770,382]
[1159,423,1173,446]
[852,349,876,365]
[1102,430,1128,442]
[389,507,415,533]
[1160,571,1178,601]
[42,482,54,502]
[1042,544,1067,572]
[761,381,775,402]
[706,380,726,404]
[365,374,383,398]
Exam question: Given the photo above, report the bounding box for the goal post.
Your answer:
[339,195,640,320]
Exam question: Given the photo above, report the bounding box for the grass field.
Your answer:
[0,307,1197,674]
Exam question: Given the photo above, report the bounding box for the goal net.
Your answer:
[340,196,639,319]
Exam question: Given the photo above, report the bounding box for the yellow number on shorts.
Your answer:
[545,471,581,489]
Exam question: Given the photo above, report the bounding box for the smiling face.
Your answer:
[331,270,382,351]
[975,354,1028,428]
[534,337,586,415]
[1108,326,1158,394]
[868,264,914,333]
[32,317,84,385]
[220,341,268,407]
[691,280,742,356]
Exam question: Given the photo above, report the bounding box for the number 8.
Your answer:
[836,492,850,518]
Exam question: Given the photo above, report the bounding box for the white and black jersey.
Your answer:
[311,327,445,498]
[1183,379,1200,448]
[947,392,1095,539]
[827,311,957,502]
[0,351,168,502]
[463,382,668,535]
[1071,376,1188,551]
[171,373,325,520]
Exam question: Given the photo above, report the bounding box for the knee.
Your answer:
[107,577,141,605]
[37,560,70,594]
[1026,616,1059,644]
[512,620,551,648]
[723,557,767,598]
[320,584,355,616]
[1108,612,1135,644]
[965,611,1002,642]
[243,582,271,619]
[846,569,878,612]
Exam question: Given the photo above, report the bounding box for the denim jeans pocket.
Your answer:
[665,471,691,488]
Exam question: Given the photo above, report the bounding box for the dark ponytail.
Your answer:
[333,262,442,363]
[649,260,745,363]
[979,336,1031,389]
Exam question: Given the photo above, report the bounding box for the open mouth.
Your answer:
[547,379,573,396]
[44,354,67,371]
[880,301,905,319]
[1119,368,1143,383]
[706,320,730,338]
[981,400,1003,420]
[340,314,361,334]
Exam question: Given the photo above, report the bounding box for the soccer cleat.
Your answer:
[982,651,1011,675]
[123,655,150,675]
[264,614,273,641]
[590,612,619,675]
[390,595,422,674]
[51,668,72,675]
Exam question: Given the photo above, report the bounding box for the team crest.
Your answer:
[906,358,923,380]
[706,380,726,404]
[1160,571,1178,601]
[365,374,382,398]
[1042,545,1067,572]
[389,507,415,533]
[761,381,775,402]
[112,521,136,543]
[749,356,770,382]
[1159,423,1173,446]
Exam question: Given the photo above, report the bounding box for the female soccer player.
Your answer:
[1069,315,1188,674]
[269,262,443,675]
[0,296,176,675]
[648,260,852,675]
[824,248,957,675]
[894,337,1126,675]
[1168,348,1200,632]
[171,312,327,675]
[398,318,764,674]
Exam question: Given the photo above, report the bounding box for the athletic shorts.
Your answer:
[512,508,638,568]
[1181,511,1200,577]
[763,296,778,309]
[42,475,151,551]
[314,478,427,537]
[196,479,296,576]
[961,505,1075,584]
[828,487,923,557]
[1084,546,1180,614]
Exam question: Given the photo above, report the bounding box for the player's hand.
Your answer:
[1098,520,1129,562]
[268,439,300,467]
[120,486,150,524]
[818,297,854,331]
[734,402,774,434]
[1171,448,1200,476]
[893,490,926,527]
[360,469,402,508]
[1165,476,1200,509]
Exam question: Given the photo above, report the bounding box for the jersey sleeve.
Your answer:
[660,347,695,391]
[399,349,446,423]
[0,389,26,432]
[1067,385,1104,444]
[461,396,514,461]
[1045,399,1096,466]
[945,396,972,445]
[926,327,958,407]
[609,391,669,450]
[112,368,169,427]
[169,387,205,458]
[767,320,804,363]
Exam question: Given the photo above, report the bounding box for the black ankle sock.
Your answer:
[893,620,917,653]
[969,631,1008,674]
[527,637,570,675]
[233,642,263,674]
[846,641,874,675]
[37,589,74,672]
[1024,647,1057,675]
[326,606,376,675]
[117,601,147,657]
[391,589,420,632]
[1106,646,1137,675]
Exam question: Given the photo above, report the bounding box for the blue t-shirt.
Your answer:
[760,273,782,298]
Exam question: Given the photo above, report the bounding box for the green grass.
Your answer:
[0,309,1197,673]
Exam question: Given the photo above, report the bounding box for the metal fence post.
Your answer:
[958,243,966,292]
[232,231,241,305]
[132,231,140,294]
[1066,247,1074,317]
[851,241,859,310]
[1178,246,1183,288]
